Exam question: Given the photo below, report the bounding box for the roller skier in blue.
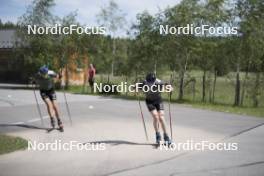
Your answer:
[34,65,64,132]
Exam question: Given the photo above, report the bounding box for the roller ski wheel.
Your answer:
[156,132,161,144]
[57,119,64,132]
[154,132,162,148]
[58,126,64,132]
[164,134,172,146]
[46,118,55,132]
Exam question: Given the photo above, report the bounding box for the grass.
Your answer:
[0,134,28,155]
[66,72,264,118]
[186,102,264,118]
[67,85,264,118]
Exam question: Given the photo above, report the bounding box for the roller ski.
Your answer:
[163,133,172,146]
[154,132,162,148]
[57,119,64,132]
[156,132,162,144]
[137,73,174,149]
[47,118,56,132]
[155,132,172,148]
[47,118,64,132]
[34,66,66,133]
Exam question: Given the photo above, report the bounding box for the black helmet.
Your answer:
[146,73,156,83]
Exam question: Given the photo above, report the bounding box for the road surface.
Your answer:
[0,87,264,176]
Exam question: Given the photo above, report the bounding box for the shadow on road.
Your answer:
[0,85,32,90]
[84,140,156,147]
[0,123,52,131]
[0,98,15,106]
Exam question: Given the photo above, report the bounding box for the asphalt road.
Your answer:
[0,87,264,176]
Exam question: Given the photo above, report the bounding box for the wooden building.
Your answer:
[0,29,24,83]
[0,29,89,85]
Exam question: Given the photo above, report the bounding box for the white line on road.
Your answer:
[10,116,50,125]
[27,116,49,123]
[11,122,24,125]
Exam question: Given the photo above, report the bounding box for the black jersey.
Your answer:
[139,79,165,103]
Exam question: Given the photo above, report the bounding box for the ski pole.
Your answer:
[32,82,44,127]
[137,94,148,141]
[62,84,72,126]
[168,91,173,140]
[59,68,73,126]
[168,74,173,140]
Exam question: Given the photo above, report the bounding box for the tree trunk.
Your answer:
[169,73,173,101]
[252,72,260,107]
[202,70,206,102]
[209,72,212,103]
[240,65,249,106]
[192,79,196,101]
[107,72,110,83]
[65,64,69,89]
[234,63,240,106]
[134,71,139,96]
[178,70,184,101]
[111,61,114,77]
[135,70,138,82]
[212,70,217,103]
[125,76,128,96]
[178,53,188,101]
[154,60,157,75]
[111,38,116,76]
[100,74,103,83]
[82,66,88,93]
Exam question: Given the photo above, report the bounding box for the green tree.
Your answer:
[234,0,264,107]
[130,11,164,78]
[16,0,56,77]
[96,0,126,77]
[163,0,201,100]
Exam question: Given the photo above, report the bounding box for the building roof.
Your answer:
[0,29,20,49]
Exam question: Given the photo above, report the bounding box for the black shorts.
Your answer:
[40,89,57,101]
[146,99,164,112]
[88,78,94,87]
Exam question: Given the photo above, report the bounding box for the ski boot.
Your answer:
[156,132,162,145]
[57,119,64,132]
[50,117,55,129]
[164,133,172,146]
